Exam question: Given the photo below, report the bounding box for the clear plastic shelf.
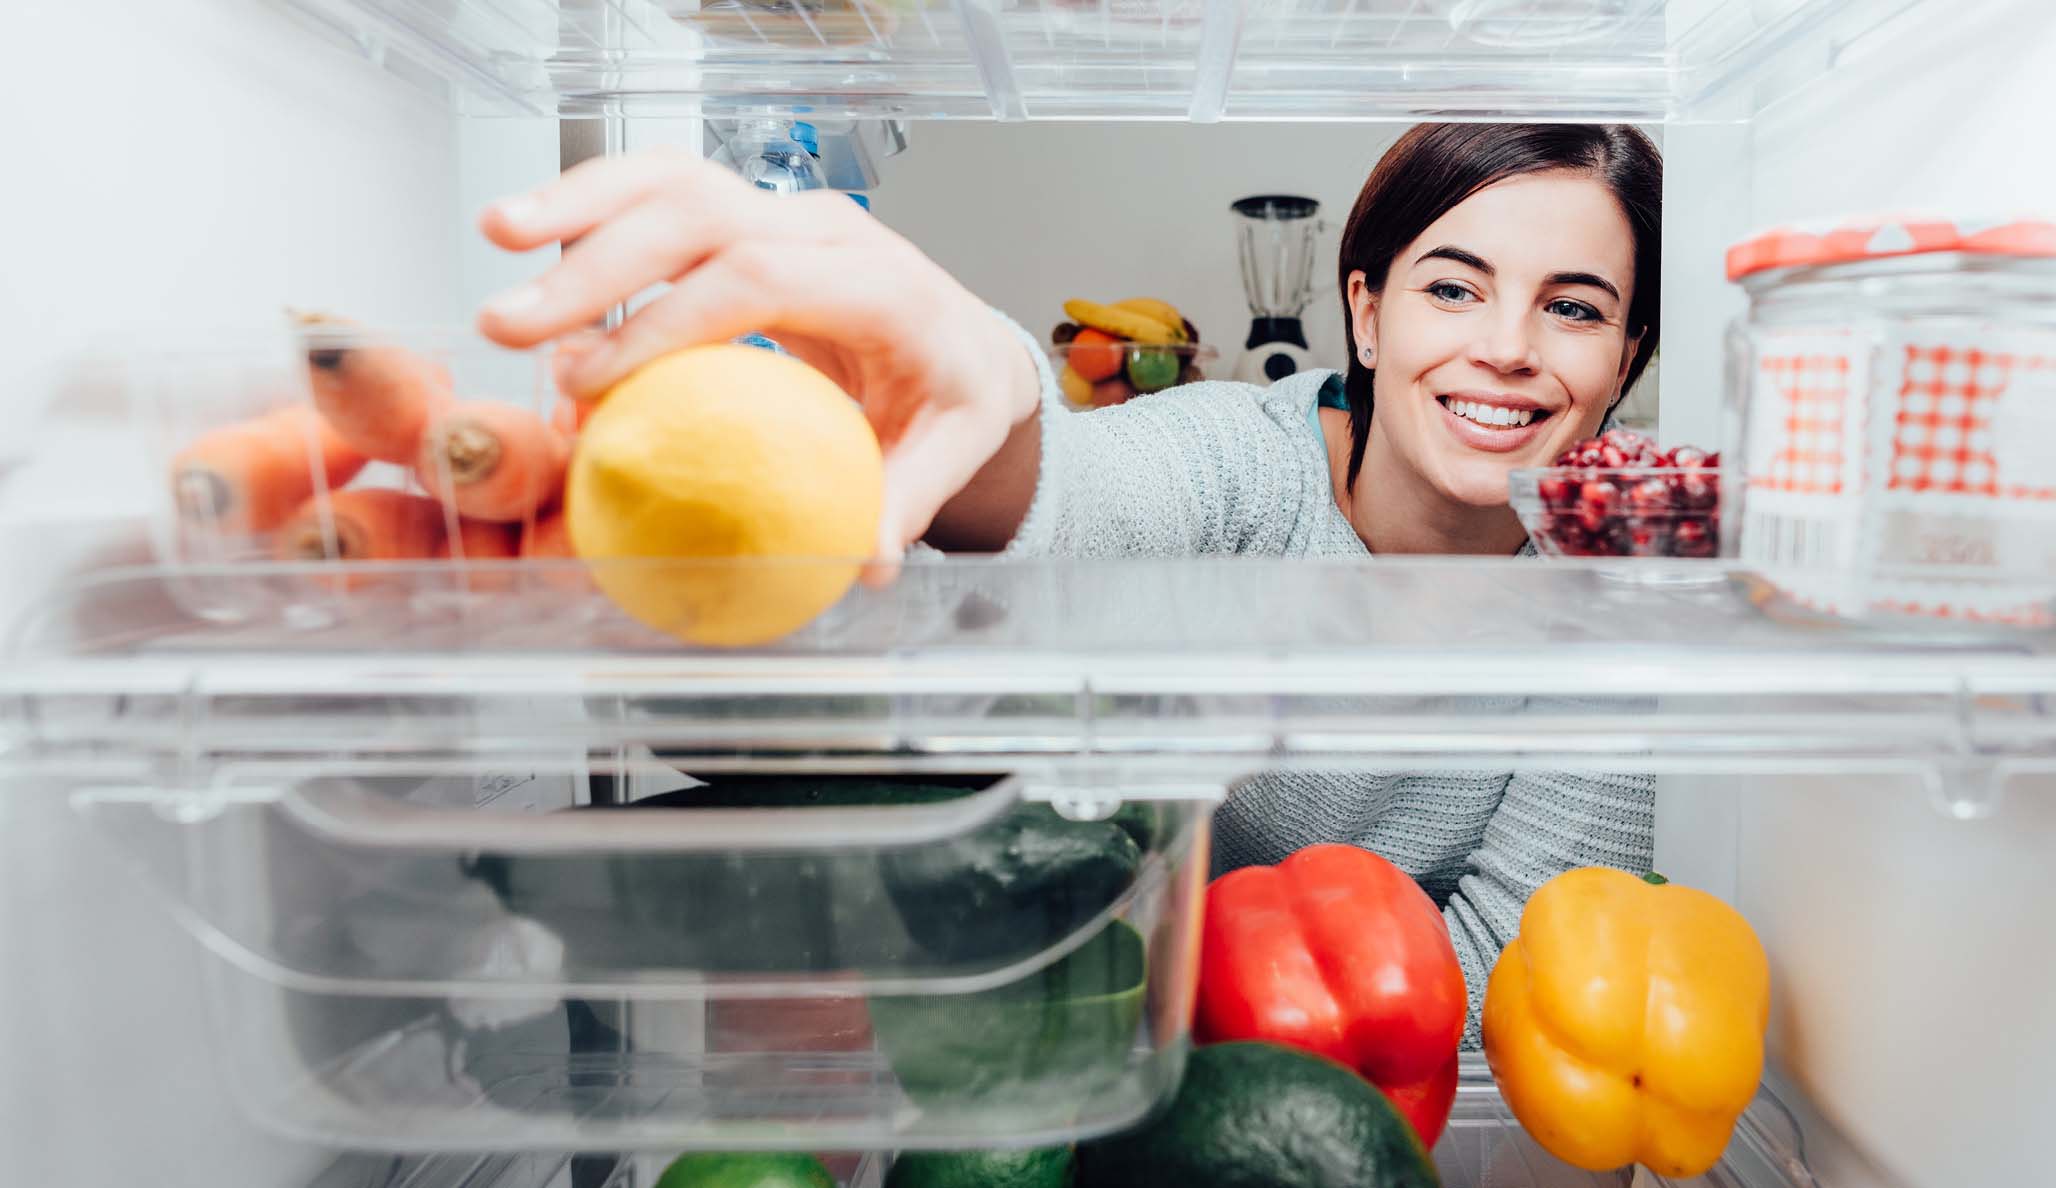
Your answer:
[1433,1056,1817,1187]
[7,557,2054,777]
[272,0,1942,121]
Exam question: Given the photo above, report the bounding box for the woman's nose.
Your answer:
[1470,309,1541,375]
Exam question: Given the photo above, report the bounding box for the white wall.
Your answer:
[1658,3,2056,1186]
[871,122,1400,379]
[0,2,467,1185]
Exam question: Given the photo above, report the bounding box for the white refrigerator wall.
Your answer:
[1656,5,2056,1188]
[871,122,1393,376]
[1,2,466,1185]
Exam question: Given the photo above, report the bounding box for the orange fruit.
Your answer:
[1068,328,1126,383]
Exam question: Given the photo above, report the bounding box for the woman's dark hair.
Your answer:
[1337,123,1662,489]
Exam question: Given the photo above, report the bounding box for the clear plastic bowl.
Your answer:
[1510,466,1726,559]
[1049,341,1218,408]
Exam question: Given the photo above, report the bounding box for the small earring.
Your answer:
[1359,347,1375,364]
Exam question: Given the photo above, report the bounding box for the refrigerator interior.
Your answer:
[5,2,2054,1188]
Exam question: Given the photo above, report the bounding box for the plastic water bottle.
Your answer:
[715,120,837,354]
[712,119,828,195]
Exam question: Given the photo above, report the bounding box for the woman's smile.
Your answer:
[1434,391,1555,452]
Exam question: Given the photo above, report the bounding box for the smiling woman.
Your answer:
[474,123,1664,1044]
[1334,125,1661,556]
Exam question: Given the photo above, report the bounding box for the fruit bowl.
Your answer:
[1050,340,1218,408]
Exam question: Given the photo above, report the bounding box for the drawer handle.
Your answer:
[274,772,1027,853]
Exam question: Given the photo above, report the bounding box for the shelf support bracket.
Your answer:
[953,0,1028,121]
[1188,0,1246,123]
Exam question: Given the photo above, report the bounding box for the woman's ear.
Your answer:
[1613,330,1645,402]
[1347,270,1380,368]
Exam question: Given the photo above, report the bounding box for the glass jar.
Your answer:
[1723,215,2056,630]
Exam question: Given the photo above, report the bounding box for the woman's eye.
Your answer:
[1428,282,1475,304]
[1548,299,1602,322]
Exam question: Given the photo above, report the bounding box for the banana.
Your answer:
[1112,298,1187,337]
[1063,298,1183,346]
[1057,365,1094,408]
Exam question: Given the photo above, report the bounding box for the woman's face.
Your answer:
[1350,170,1641,508]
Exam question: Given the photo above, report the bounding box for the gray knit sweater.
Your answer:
[997,355,1655,1049]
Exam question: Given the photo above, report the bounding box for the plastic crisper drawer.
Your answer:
[60,754,1211,1151]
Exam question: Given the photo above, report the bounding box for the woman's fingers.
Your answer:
[560,241,897,400]
[550,330,608,400]
[480,196,747,348]
[479,148,729,252]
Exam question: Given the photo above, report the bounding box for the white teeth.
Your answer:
[1445,399,1534,428]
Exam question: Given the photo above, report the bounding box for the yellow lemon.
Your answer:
[567,345,883,647]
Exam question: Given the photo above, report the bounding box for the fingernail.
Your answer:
[492,195,541,227]
[483,283,544,321]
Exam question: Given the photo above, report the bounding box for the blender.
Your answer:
[1230,194,1323,385]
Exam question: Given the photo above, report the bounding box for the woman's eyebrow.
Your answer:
[1416,245,1492,274]
[1546,270,1622,301]
[1415,247,1623,303]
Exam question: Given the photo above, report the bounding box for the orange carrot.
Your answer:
[445,518,520,561]
[170,405,368,536]
[273,488,448,570]
[415,401,569,522]
[519,508,590,592]
[519,510,576,560]
[442,517,522,593]
[295,311,454,464]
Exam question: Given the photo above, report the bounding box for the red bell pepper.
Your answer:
[1195,843,1467,1147]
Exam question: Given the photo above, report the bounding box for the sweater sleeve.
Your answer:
[997,321,1317,559]
[1441,767,1655,1049]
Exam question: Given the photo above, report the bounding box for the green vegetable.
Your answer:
[1074,1042,1440,1188]
[880,803,1142,964]
[886,1146,1076,1188]
[654,1153,835,1188]
[870,920,1146,1110]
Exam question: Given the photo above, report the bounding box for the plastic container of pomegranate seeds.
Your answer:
[1723,213,2056,631]
[1511,429,1727,587]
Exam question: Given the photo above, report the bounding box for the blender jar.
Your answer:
[1231,195,1323,384]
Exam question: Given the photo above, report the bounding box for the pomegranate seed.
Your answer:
[1578,480,1620,532]
[1602,429,1650,454]
[1672,519,1715,558]
[1676,473,1717,510]
[1599,444,1631,468]
[1538,475,1577,509]
[1667,446,1709,469]
[1628,477,1672,511]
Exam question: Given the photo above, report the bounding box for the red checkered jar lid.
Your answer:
[1726,213,2056,282]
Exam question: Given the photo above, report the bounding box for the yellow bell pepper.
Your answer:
[1482,868,1770,1178]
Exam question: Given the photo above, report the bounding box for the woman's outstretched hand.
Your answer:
[476,148,1043,576]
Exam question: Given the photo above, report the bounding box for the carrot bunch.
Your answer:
[168,312,592,586]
